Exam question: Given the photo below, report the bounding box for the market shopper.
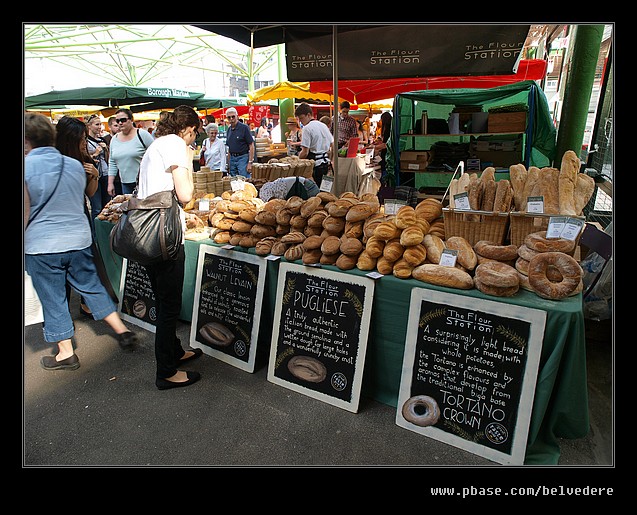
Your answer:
[225,107,254,178]
[285,116,303,156]
[200,123,227,171]
[85,114,110,222]
[24,113,137,371]
[332,101,358,149]
[372,111,393,177]
[295,102,333,186]
[136,105,203,390]
[106,108,154,196]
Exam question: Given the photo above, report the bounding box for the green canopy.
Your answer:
[25,86,206,110]
[387,80,557,186]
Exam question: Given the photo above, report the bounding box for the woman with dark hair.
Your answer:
[373,111,393,177]
[136,105,202,390]
[25,113,137,371]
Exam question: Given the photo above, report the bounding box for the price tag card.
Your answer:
[230,179,246,191]
[453,193,471,210]
[561,217,585,241]
[526,196,544,213]
[366,271,384,280]
[222,244,235,250]
[320,176,334,192]
[198,199,210,211]
[384,199,407,215]
[439,249,458,267]
[546,216,567,238]
[265,255,280,261]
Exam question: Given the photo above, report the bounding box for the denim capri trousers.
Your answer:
[25,247,117,343]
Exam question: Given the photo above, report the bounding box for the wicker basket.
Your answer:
[442,208,510,246]
[509,212,585,250]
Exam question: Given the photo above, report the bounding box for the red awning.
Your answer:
[308,59,548,104]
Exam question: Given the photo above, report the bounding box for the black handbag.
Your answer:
[110,190,183,266]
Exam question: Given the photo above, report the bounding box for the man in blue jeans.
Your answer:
[224,107,255,177]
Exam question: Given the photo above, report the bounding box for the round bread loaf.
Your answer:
[400,225,425,247]
[356,250,377,271]
[528,251,582,299]
[525,231,576,254]
[392,258,414,279]
[303,234,325,250]
[517,243,540,261]
[321,235,342,255]
[346,203,375,222]
[395,205,417,229]
[340,236,364,256]
[474,277,519,297]
[302,248,322,265]
[474,261,519,288]
[300,196,322,217]
[474,240,519,261]
[335,253,357,270]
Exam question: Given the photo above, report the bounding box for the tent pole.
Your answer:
[332,25,339,191]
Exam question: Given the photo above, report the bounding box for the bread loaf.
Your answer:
[395,205,417,229]
[573,172,596,215]
[521,166,541,212]
[558,150,580,216]
[423,233,445,264]
[445,236,477,270]
[509,163,528,211]
[400,226,425,247]
[493,179,513,213]
[412,264,474,289]
[538,167,560,214]
[481,179,497,211]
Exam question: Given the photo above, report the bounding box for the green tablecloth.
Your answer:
[95,218,589,465]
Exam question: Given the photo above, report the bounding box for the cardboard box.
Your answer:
[401,151,430,162]
[488,111,527,133]
[400,160,429,171]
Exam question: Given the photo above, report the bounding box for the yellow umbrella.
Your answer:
[247,81,346,104]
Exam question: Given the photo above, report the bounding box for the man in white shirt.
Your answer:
[295,102,333,186]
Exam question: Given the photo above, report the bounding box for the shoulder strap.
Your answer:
[136,128,147,149]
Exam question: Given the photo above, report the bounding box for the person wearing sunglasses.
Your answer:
[85,114,110,222]
[106,108,154,196]
[224,107,254,178]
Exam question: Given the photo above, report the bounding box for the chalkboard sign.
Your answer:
[396,288,546,465]
[118,259,156,333]
[267,263,375,413]
[190,245,267,373]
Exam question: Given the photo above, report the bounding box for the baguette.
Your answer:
[509,163,528,211]
[538,167,560,214]
[558,150,580,216]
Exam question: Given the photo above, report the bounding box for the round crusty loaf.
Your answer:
[474,261,519,288]
[474,240,519,261]
[525,231,576,254]
[412,264,474,289]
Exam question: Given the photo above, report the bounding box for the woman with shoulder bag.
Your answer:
[136,105,203,390]
[24,113,137,372]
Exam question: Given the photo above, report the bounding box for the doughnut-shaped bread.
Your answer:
[528,251,582,299]
[474,240,519,261]
[514,257,530,275]
[401,395,440,427]
[474,262,519,288]
[517,243,540,261]
[525,231,576,254]
[475,277,519,297]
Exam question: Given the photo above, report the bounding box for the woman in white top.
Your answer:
[136,105,202,390]
[200,123,227,171]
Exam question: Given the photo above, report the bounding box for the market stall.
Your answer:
[93,215,588,465]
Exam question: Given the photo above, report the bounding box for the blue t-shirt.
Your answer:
[25,147,92,254]
[226,121,253,155]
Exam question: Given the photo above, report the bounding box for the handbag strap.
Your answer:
[27,156,64,227]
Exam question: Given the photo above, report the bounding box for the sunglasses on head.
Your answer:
[115,117,129,124]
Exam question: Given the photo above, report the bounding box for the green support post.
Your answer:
[555,25,604,168]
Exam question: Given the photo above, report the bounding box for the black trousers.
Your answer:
[313,162,329,186]
[144,245,186,379]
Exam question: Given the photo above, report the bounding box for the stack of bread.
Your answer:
[447,167,513,212]
[515,231,583,299]
[509,150,596,214]
[97,194,131,222]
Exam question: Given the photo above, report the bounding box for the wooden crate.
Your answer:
[488,111,527,133]
[509,212,585,254]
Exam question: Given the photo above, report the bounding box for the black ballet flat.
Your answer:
[40,354,80,371]
[156,371,201,390]
[179,348,203,364]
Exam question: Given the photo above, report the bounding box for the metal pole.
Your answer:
[555,24,605,168]
[332,25,339,187]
